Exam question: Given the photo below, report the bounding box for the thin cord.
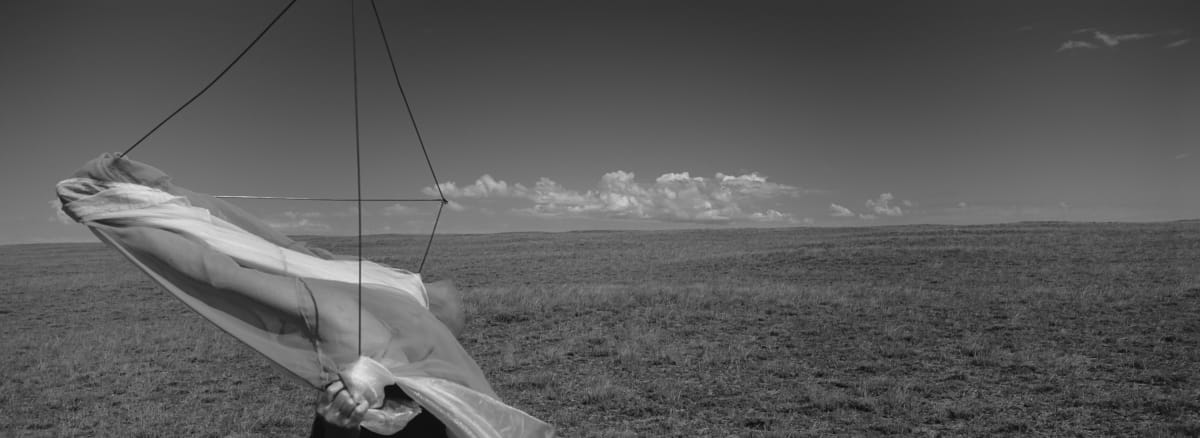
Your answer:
[369,0,445,202]
[350,0,364,358]
[370,0,448,272]
[418,201,445,274]
[214,195,443,202]
[120,0,299,158]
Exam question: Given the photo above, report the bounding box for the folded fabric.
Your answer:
[57,153,554,438]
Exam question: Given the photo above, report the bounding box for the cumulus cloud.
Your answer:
[829,203,855,217]
[429,171,804,224]
[383,200,466,215]
[830,194,909,220]
[423,174,522,198]
[749,209,788,222]
[957,201,969,209]
[865,193,904,217]
[714,172,801,198]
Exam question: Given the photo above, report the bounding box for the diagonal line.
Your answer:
[369,0,447,203]
[121,0,299,158]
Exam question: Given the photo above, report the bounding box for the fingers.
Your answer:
[321,381,345,403]
[350,400,369,424]
[316,381,370,429]
[332,387,358,416]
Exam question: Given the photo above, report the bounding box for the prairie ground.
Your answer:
[2,222,1199,436]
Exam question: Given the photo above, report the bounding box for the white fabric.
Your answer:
[60,177,429,308]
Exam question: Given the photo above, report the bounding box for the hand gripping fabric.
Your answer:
[56,153,554,438]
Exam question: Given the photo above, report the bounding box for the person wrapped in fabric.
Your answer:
[311,280,464,438]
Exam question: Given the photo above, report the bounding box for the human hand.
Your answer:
[339,356,394,409]
[315,380,370,429]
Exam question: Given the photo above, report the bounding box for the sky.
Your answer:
[2,0,1198,244]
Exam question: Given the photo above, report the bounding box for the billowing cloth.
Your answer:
[57,153,554,438]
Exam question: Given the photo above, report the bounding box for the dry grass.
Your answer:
[2,222,1199,436]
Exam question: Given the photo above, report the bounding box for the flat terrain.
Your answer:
[2,222,1199,436]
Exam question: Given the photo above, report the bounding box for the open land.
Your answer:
[2,222,1199,436]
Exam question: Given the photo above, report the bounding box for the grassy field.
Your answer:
[2,222,1199,436]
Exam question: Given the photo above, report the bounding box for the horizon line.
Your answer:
[5,218,1196,247]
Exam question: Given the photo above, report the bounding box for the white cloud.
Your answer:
[865,193,904,217]
[432,171,804,224]
[384,200,467,215]
[715,172,801,198]
[1174,152,1191,160]
[829,203,855,217]
[858,213,878,220]
[749,209,789,222]
[1058,40,1099,51]
[423,174,522,198]
[1093,30,1153,46]
[1166,38,1191,48]
[957,201,968,209]
[1060,29,1182,52]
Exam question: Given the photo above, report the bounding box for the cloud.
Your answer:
[431,171,804,224]
[384,200,466,215]
[865,193,904,217]
[957,201,968,209]
[1059,28,1186,51]
[829,203,855,217]
[1166,38,1191,48]
[423,174,522,198]
[714,172,802,198]
[1175,153,1191,160]
[749,209,789,222]
[1058,40,1099,51]
[830,193,908,220]
[1093,30,1152,47]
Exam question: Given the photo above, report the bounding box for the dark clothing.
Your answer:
[310,386,447,438]
[309,411,447,438]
